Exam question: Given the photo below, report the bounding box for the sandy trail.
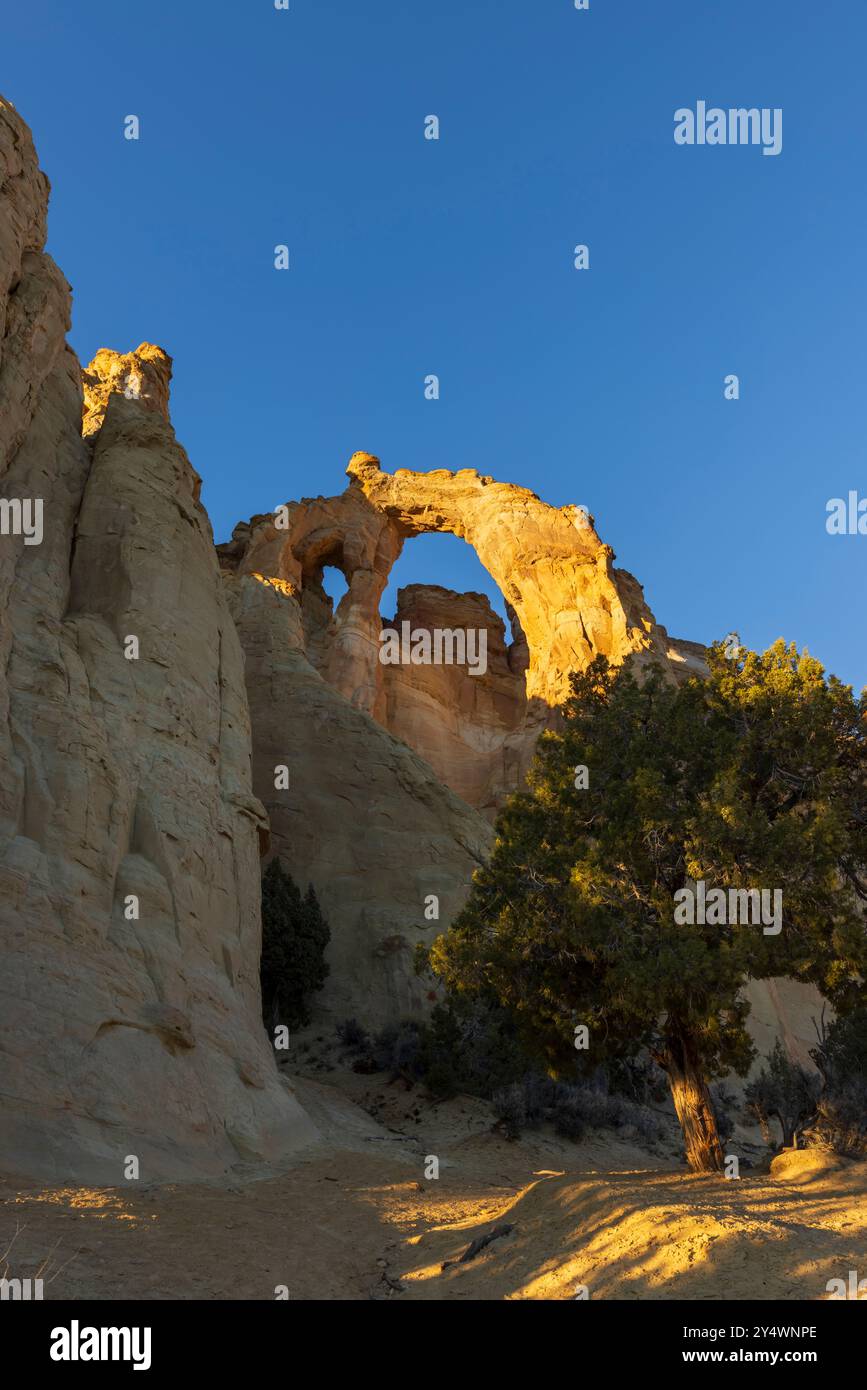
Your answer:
[1,1074,864,1301]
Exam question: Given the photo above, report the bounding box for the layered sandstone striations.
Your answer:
[0,95,317,1181]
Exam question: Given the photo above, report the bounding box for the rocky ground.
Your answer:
[2,1036,865,1301]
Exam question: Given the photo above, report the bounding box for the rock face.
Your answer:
[0,95,317,1182]
[224,573,494,1026]
[380,585,527,819]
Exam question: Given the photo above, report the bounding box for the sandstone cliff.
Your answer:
[0,95,317,1181]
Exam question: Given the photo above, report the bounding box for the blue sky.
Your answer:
[6,0,865,689]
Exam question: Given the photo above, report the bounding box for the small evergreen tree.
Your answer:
[809,1006,867,1155]
[744,1041,820,1149]
[812,1005,867,1089]
[260,860,330,1032]
[427,641,867,1172]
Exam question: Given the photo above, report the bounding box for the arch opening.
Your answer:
[373,531,531,818]
[379,532,522,651]
[299,543,351,663]
[321,564,350,612]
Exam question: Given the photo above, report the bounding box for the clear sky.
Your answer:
[6,0,865,690]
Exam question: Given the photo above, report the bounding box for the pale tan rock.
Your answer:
[0,94,317,1182]
[378,585,527,817]
[223,572,494,1027]
[769,1147,849,1184]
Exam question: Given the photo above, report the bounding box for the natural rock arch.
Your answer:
[218,451,706,810]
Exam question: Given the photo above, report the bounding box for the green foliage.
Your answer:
[812,1005,867,1088]
[606,1055,669,1107]
[338,1001,663,1148]
[426,640,867,1157]
[369,1019,425,1078]
[342,998,529,1098]
[744,1013,867,1156]
[335,1017,369,1050]
[744,1041,820,1148]
[417,997,530,1099]
[260,859,330,1032]
[809,1007,867,1155]
[491,1074,663,1146]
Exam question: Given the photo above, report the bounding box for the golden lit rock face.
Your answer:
[379,584,528,819]
[225,450,706,724]
[222,460,824,1053]
[81,343,173,437]
[346,450,633,708]
[347,453,708,695]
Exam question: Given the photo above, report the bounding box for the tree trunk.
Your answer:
[772,1112,797,1149]
[660,1028,725,1173]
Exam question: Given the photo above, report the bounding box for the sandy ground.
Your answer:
[2,1058,865,1302]
[400,1150,867,1301]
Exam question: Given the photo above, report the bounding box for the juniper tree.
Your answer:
[809,1005,867,1155]
[427,641,867,1172]
[260,859,330,1033]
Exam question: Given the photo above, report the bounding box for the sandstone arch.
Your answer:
[219,450,707,813]
[345,450,675,707]
[214,451,716,1028]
